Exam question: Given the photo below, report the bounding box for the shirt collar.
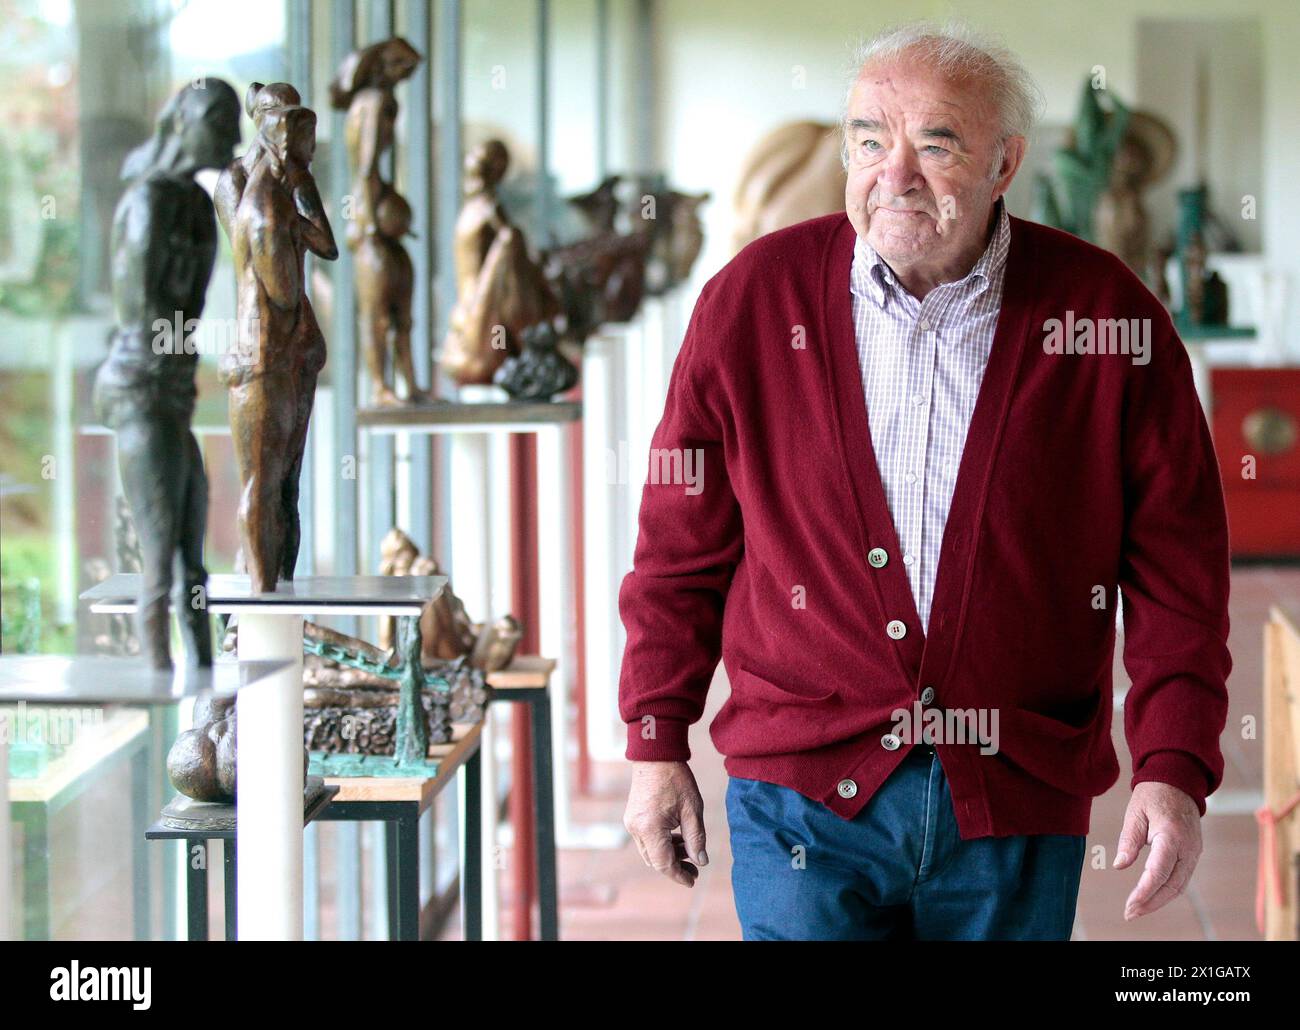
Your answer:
[851,196,1010,309]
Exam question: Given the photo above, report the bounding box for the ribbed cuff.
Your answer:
[625,715,691,761]
[1131,751,1213,816]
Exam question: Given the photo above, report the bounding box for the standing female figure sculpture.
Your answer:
[92,79,241,667]
[330,38,427,405]
[216,90,337,593]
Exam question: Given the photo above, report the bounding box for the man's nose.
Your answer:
[877,142,925,197]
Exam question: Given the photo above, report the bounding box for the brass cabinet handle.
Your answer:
[1242,407,1298,455]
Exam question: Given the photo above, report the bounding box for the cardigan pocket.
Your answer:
[731,667,836,706]
[996,689,1119,797]
[1007,688,1103,739]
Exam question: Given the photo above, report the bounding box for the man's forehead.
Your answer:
[849,61,979,117]
[852,61,977,107]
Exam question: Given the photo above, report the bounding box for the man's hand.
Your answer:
[1113,781,1203,919]
[624,760,709,887]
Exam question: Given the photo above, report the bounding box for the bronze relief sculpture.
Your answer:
[330,39,428,406]
[215,83,337,593]
[91,79,241,668]
[438,139,561,386]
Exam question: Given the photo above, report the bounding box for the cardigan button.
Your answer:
[867,547,888,568]
[881,734,901,751]
[886,619,907,640]
[920,686,935,704]
[836,778,858,799]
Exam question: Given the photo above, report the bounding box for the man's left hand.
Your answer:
[1113,782,1203,919]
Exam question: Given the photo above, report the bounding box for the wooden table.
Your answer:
[317,722,484,941]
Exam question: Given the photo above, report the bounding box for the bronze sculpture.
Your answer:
[166,694,238,802]
[167,692,309,803]
[732,120,845,253]
[629,175,711,294]
[91,79,241,668]
[216,84,337,593]
[439,139,561,386]
[543,176,651,340]
[330,39,428,406]
[376,527,522,670]
[1093,110,1176,279]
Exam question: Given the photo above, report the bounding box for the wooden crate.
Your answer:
[1262,606,1300,939]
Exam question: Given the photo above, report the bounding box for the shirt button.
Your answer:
[880,733,901,751]
[919,319,930,331]
[911,393,924,406]
[903,553,915,566]
[837,778,858,799]
[867,547,888,568]
[886,619,907,639]
[920,686,935,704]
[904,472,917,484]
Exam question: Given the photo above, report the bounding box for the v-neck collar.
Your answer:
[815,210,1040,683]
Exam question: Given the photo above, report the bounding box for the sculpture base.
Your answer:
[160,775,330,831]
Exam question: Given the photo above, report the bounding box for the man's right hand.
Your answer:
[623,760,709,887]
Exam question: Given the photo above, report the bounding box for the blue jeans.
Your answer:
[726,745,1086,940]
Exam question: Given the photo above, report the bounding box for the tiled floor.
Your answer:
[465,566,1295,941]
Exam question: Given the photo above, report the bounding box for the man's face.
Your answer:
[843,57,1007,269]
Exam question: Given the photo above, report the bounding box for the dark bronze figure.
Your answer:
[494,319,579,401]
[91,80,241,668]
[216,84,337,593]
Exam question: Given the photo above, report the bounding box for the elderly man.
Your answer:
[618,22,1230,941]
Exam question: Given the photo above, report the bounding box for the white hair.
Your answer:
[839,20,1043,180]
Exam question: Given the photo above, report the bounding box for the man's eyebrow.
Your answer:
[845,118,965,147]
[920,125,963,145]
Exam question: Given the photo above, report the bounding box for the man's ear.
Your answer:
[994,135,1028,199]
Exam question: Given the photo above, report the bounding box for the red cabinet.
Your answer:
[1211,367,1300,558]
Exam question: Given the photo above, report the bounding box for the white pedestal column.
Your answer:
[582,332,628,762]
[236,611,306,940]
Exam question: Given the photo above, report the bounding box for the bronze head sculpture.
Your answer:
[92,79,241,668]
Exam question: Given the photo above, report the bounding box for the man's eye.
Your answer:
[924,145,949,155]
[862,139,882,151]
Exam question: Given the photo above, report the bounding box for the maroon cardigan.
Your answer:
[617,210,1232,840]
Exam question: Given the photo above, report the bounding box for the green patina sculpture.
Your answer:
[1032,76,1130,242]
